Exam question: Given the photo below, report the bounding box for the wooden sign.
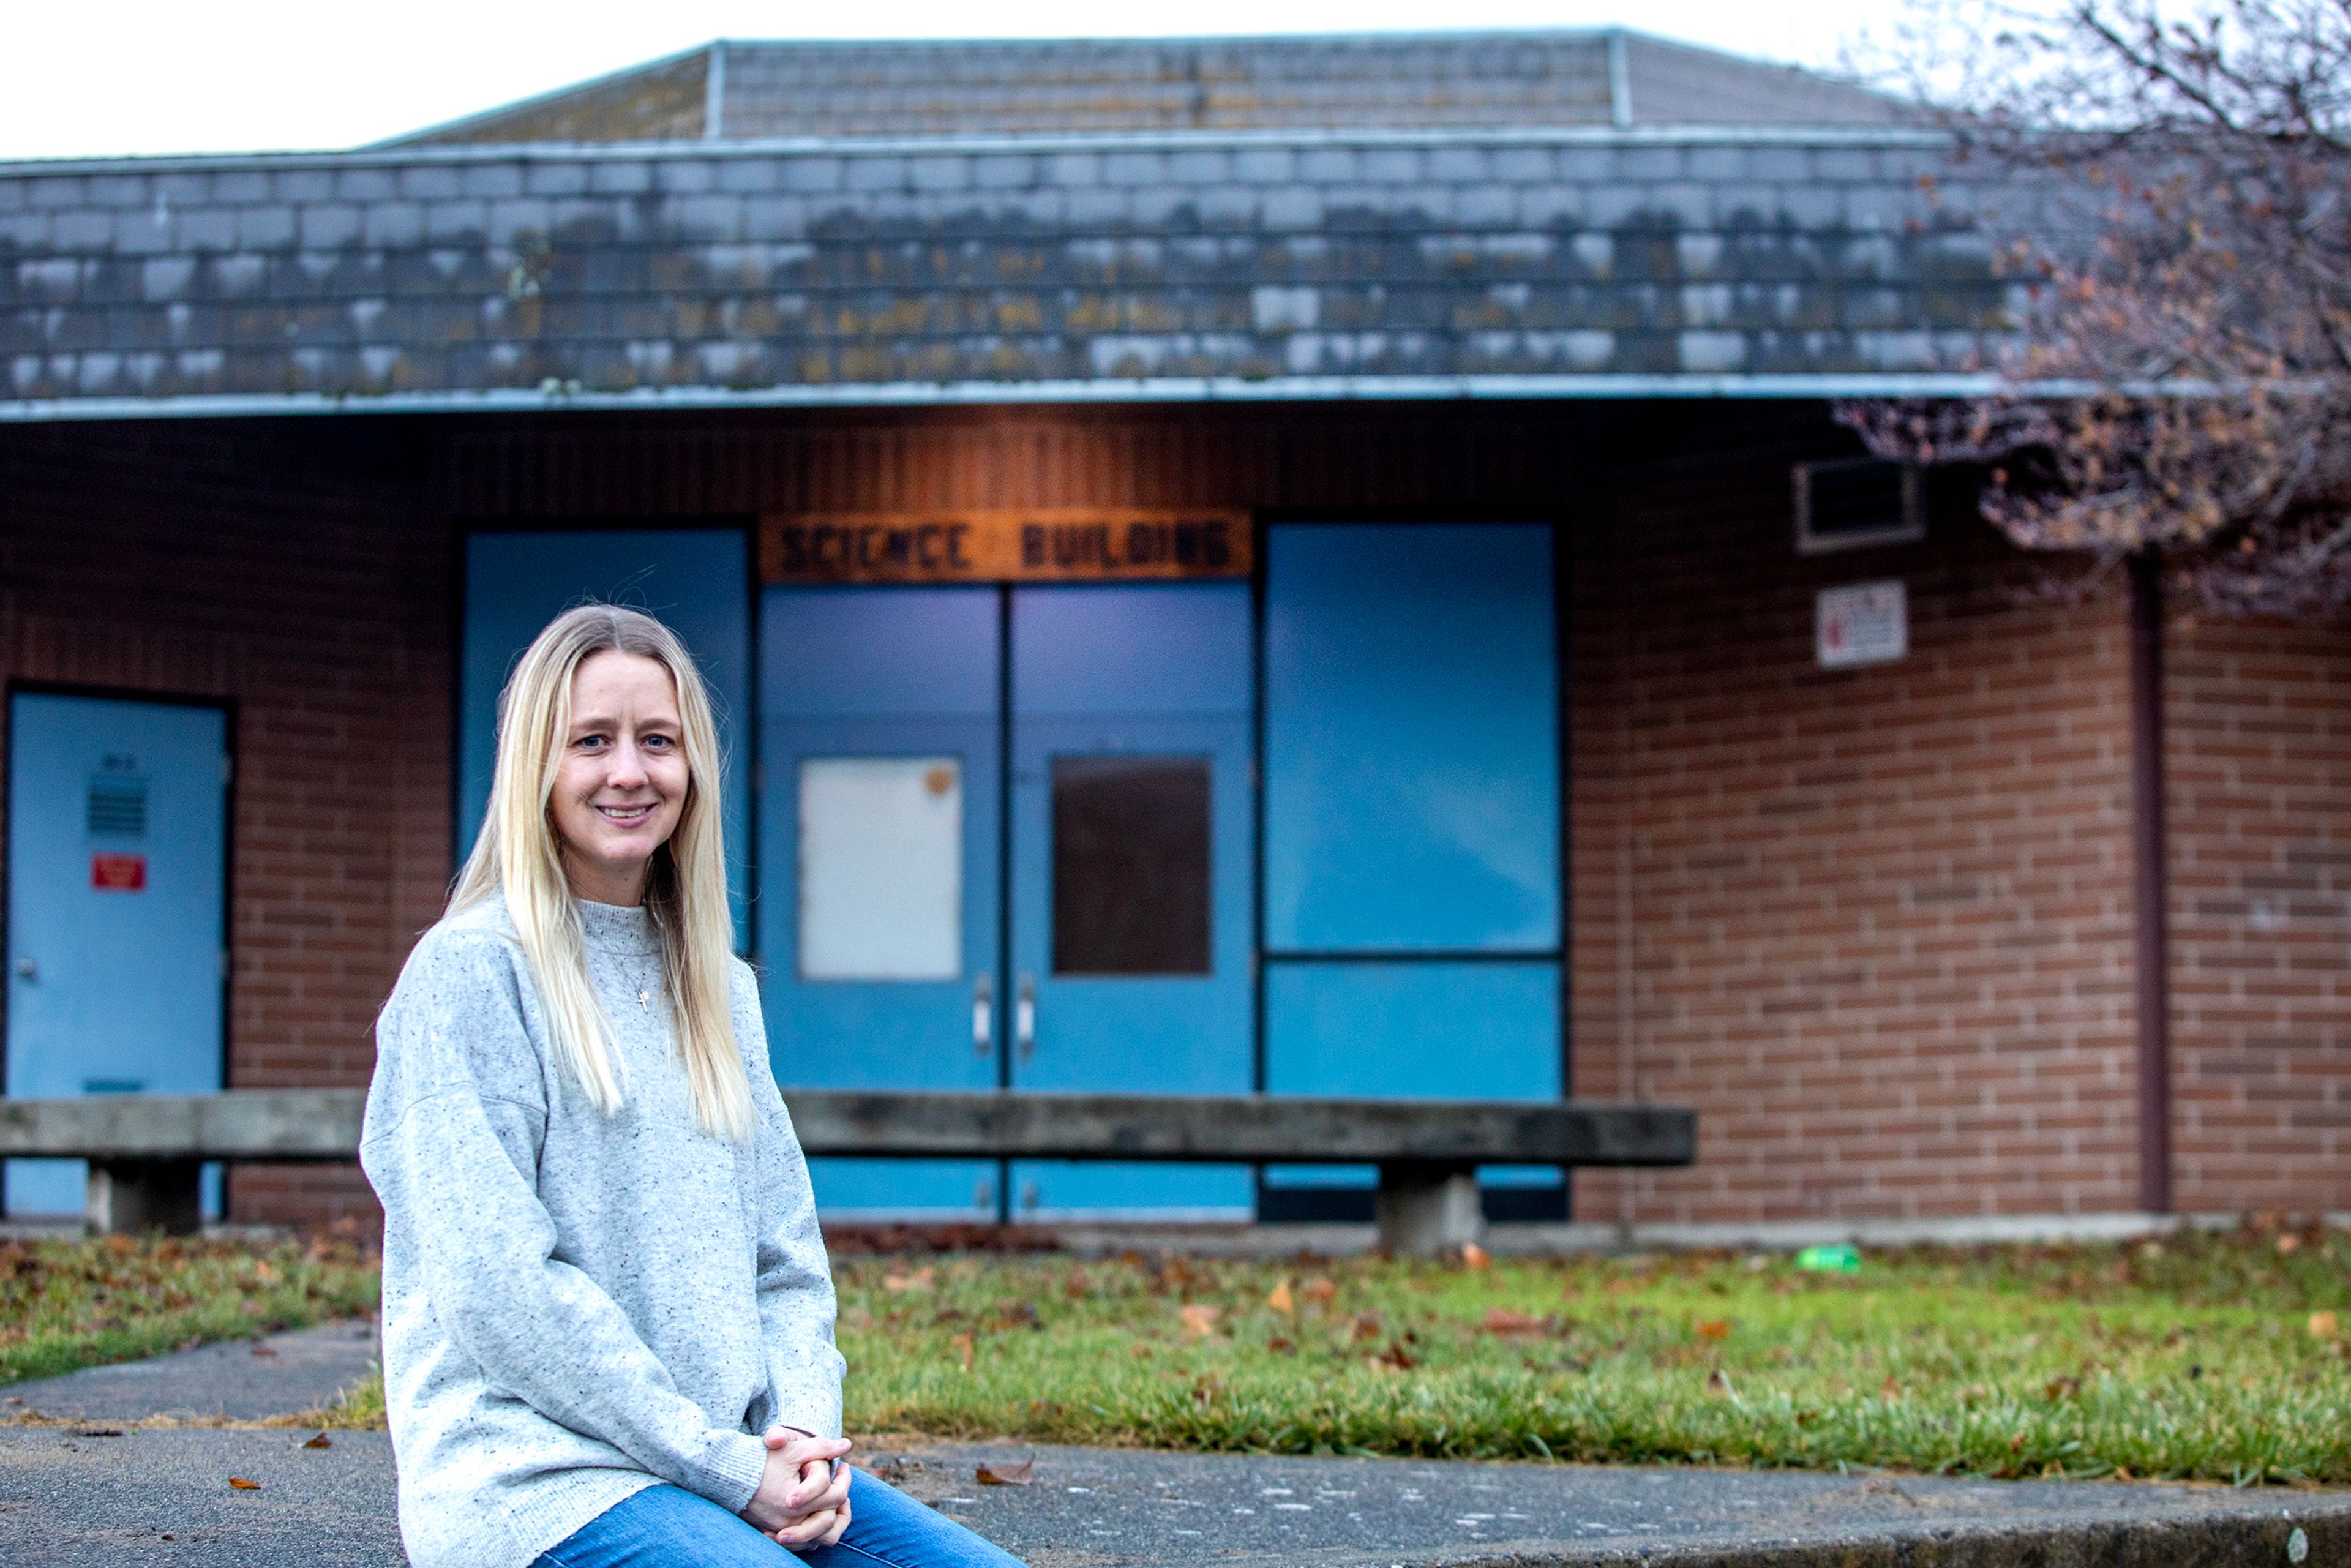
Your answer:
[761,509,1251,585]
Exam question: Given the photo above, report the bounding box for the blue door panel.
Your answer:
[760,588,1001,1218]
[756,714,999,1089]
[1008,1162,1253,1221]
[6,694,227,1218]
[1265,524,1559,953]
[1261,961,1562,1195]
[807,1157,997,1220]
[461,530,752,937]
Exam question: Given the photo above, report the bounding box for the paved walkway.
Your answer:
[2,1331,2344,1567]
[1,1318,378,1423]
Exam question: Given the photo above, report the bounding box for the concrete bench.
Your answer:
[0,1089,1695,1253]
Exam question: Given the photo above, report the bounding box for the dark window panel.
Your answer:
[1051,754,1212,976]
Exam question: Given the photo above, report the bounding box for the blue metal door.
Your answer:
[5,693,228,1218]
[1007,585,1255,1220]
[759,588,1001,1220]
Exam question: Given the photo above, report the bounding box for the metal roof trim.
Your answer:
[0,121,1956,180]
[0,372,2033,424]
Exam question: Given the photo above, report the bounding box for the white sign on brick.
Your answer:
[1817,579,1908,669]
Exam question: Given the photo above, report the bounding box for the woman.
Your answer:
[364,604,1027,1568]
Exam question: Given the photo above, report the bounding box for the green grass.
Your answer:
[0,1231,380,1395]
[832,1229,2351,1484]
[15,1226,2349,1484]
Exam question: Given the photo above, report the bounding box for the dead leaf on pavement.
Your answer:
[1267,1281,1294,1315]
[250,1345,279,1359]
[302,1433,332,1449]
[976,1460,1034,1486]
[228,1477,261,1490]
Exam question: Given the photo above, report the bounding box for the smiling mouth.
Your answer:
[594,802,658,827]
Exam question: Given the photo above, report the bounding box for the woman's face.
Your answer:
[550,650,691,906]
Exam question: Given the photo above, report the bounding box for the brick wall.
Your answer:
[0,418,446,1225]
[2167,618,2351,1215]
[1569,421,2148,1225]
[7,403,2341,1232]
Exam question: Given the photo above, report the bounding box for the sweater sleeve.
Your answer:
[733,964,847,1440]
[360,932,770,1512]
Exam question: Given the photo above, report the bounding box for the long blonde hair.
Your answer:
[450,602,752,1141]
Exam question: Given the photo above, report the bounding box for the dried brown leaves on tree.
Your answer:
[1839,1,2351,615]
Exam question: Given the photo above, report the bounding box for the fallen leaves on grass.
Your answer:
[1695,1318,1731,1341]
[2311,1310,2338,1340]
[1266,1281,1294,1315]
[1706,1369,1736,1398]
[1461,1244,1491,1271]
[1480,1308,1550,1337]
[1299,1276,1338,1308]
[1177,1304,1222,1338]
[883,1267,937,1294]
[950,1332,975,1372]
[975,1460,1032,1486]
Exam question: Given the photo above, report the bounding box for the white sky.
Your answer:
[1,1,1909,162]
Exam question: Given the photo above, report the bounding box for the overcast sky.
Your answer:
[1,0,1913,162]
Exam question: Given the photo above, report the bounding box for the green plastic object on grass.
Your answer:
[1794,1244,1862,1273]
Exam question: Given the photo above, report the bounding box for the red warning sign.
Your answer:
[91,853,147,891]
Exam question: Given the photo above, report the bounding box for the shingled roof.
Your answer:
[1,32,2019,421]
[386,32,1916,145]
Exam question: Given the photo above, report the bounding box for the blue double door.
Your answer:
[760,585,1256,1221]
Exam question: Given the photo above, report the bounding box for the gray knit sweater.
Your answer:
[361,895,844,1568]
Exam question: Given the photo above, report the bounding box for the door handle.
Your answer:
[972,974,993,1056]
[1016,975,1037,1062]
[10,959,32,982]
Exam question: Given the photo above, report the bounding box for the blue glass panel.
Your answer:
[1013,584,1250,715]
[763,588,999,718]
[1264,961,1561,1098]
[5,695,226,1217]
[460,530,752,937]
[1262,960,1562,1199]
[1266,523,1559,951]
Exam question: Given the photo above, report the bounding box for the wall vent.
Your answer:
[1794,457,1924,555]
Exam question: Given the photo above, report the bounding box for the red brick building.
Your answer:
[2,34,2342,1234]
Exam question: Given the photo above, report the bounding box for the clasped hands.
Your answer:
[741,1427,853,1550]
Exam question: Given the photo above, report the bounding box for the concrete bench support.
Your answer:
[1374,1163,1485,1255]
[87,1159,203,1236]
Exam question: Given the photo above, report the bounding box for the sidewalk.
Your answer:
[2,1332,2343,1567]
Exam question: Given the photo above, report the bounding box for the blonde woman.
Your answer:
[363,604,1028,1568]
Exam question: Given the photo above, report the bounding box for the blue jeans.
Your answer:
[533,1471,1029,1568]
